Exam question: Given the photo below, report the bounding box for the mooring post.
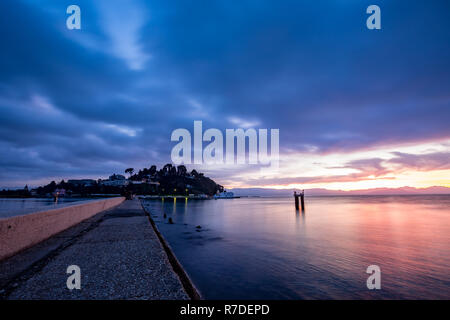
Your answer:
[294,190,305,211]
[300,190,305,211]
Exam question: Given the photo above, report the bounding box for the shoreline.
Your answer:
[140,201,202,300]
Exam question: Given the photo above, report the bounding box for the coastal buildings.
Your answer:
[52,188,66,197]
[214,191,239,199]
[99,174,129,187]
[17,164,223,199]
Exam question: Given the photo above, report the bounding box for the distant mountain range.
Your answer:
[230,186,450,197]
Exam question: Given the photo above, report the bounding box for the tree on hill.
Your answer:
[177,165,187,176]
[28,164,223,197]
[125,168,134,178]
[191,169,199,177]
[162,164,172,175]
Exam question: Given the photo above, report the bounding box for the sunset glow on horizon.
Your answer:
[217,138,450,191]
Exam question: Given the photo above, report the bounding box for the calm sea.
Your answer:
[0,198,97,219]
[143,195,450,299]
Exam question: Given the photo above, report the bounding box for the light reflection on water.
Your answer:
[143,195,450,299]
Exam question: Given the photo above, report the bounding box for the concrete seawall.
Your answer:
[0,197,125,261]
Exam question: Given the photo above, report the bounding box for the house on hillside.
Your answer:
[53,188,66,197]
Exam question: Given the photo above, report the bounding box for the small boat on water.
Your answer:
[213,191,240,199]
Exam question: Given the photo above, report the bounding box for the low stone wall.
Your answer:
[0,197,125,261]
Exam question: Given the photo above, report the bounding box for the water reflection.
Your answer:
[0,198,95,218]
[143,196,450,299]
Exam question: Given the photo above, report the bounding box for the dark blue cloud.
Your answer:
[0,0,449,187]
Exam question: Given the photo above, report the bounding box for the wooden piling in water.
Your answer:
[294,190,305,211]
[300,192,305,211]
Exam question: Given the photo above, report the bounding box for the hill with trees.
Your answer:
[0,164,223,198]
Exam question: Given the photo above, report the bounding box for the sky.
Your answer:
[0,0,449,190]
